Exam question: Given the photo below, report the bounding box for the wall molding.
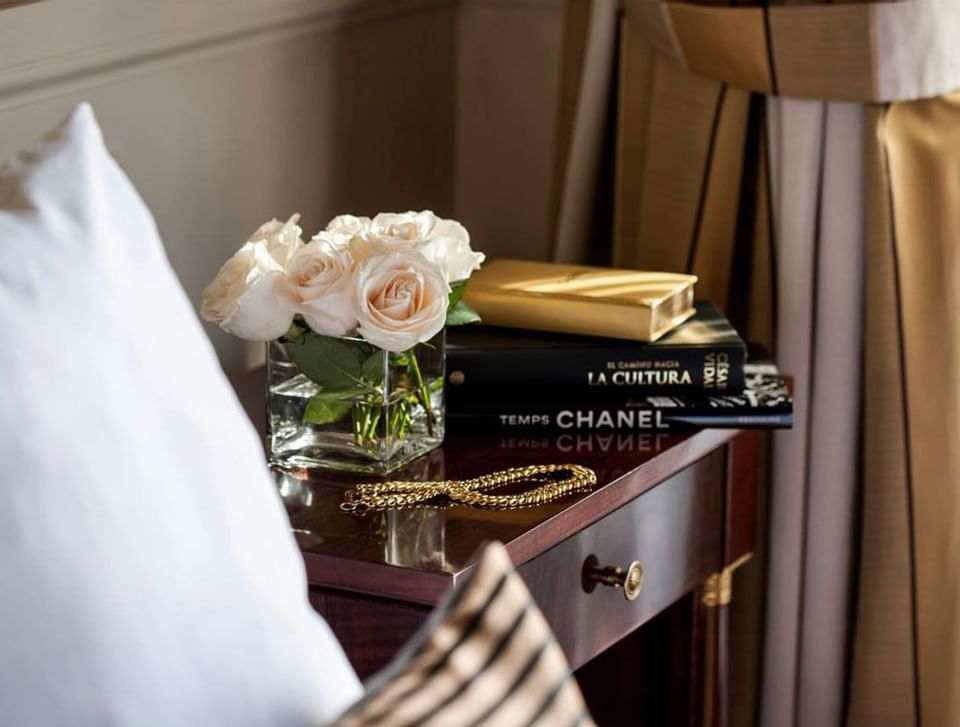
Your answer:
[0,0,449,110]
[462,0,563,10]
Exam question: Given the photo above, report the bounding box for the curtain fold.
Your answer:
[761,98,865,727]
[552,2,960,725]
[793,101,863,727]
[862,94,960,727]
[550,0,618,264]
[847,103,919,727]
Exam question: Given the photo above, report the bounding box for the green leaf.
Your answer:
[287,334,363,389]
[303,395,353,425]
[445,299,481,326]
[448,280,469,309]
[361,351,387,386]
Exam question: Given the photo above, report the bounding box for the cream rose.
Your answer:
[418,218,485,282]
[354,252,450,352]
[200,241,294,341]
[349,210,483,282]
[320,214,370,250]
[284,238,358,337]
[349,210,438,262]
[247,213,304,267]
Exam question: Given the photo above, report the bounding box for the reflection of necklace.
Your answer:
[341,464,597,514]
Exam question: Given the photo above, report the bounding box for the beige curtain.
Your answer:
[551,2,960,726]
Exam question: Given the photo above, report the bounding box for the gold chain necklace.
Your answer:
[340,463,597,513]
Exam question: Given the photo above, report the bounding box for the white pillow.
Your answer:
[0,104,361,726]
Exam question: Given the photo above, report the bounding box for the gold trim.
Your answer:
[701,553,752,608]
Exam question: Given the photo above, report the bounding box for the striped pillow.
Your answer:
[331,541,595,727]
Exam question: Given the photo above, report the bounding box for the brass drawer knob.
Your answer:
[582,555,645,601]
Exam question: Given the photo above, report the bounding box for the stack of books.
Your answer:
[446,259,793,433]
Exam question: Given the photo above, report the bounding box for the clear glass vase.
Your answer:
[267,330,445,474]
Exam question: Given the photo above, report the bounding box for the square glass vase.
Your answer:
[266,329,445,475]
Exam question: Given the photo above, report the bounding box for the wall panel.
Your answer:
[0,0,457,370]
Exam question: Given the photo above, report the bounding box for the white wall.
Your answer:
[0,0,564,370]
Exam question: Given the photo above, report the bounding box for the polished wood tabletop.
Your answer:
[233,368,760,726]
[233,369,745,606]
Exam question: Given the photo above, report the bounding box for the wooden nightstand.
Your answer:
[234,371,760,727]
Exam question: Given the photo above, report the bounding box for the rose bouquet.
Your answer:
[202,211,484,473]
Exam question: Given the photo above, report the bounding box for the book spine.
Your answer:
[446,345,747,401]
[447,405,792,432]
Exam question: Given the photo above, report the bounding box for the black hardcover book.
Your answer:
[447,363,793,432]
[446,301,746,403]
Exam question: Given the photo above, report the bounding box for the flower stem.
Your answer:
[408,350,436,436]
[366,407,381,441]
[352,403,363,443]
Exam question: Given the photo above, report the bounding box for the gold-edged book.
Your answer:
[463,259,696,342]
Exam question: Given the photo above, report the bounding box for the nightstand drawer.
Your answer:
[516,451,725,669]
